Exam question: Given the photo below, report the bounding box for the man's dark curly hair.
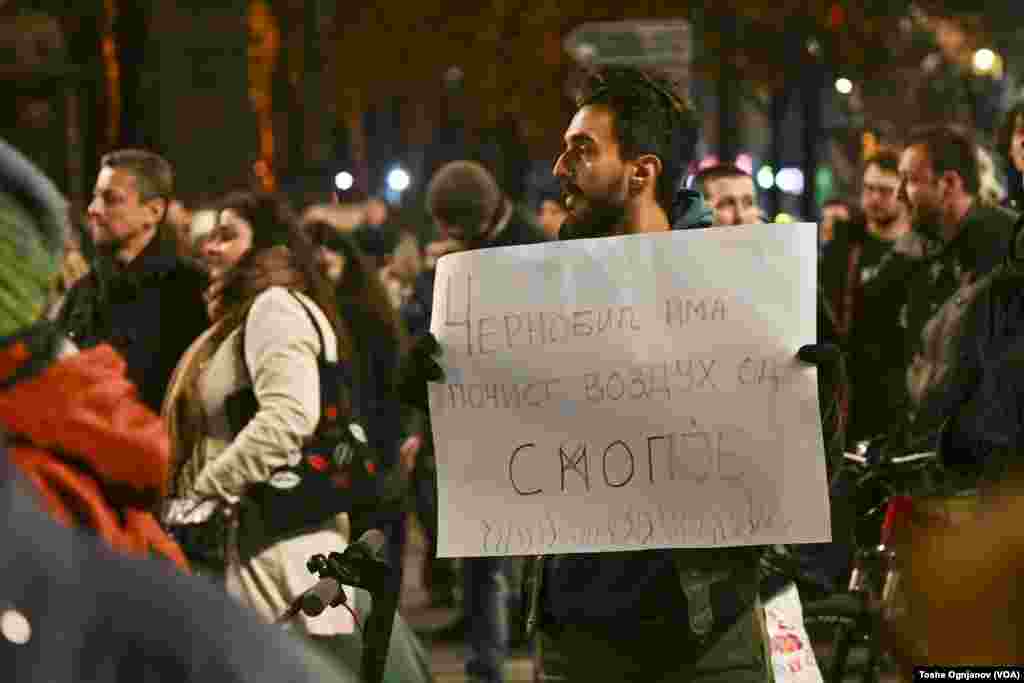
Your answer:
[575,66,700,219]
[904,124,981,196]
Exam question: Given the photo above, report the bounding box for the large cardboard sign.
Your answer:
[428,223,829,558]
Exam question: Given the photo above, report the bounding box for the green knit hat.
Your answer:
[0,139,68,336]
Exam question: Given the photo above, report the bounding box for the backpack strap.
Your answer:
[237,289,333,377]
[286,290,333,363]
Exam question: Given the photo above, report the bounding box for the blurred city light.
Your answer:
[334,171,354,191]
[973,48,996,74]
[835,77,853,95]
[387,167,411,192]
[775,167,805,195]
[757,166,775,189]
[735,153,753,175]
[815,167,835,206]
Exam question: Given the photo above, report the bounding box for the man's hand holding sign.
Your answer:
[426,222,830,558]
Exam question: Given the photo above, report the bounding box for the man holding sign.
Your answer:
[412,66,834,681]
[533,65,775,683]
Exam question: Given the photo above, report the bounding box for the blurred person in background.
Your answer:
[899,125,1018,445]
[997,100,1024,210]
[819,197,853,248]
[0,137,188,571]
[57,149,208,413]
[402,160,546,338]
[691,163,761,227]
[821,147,913,444]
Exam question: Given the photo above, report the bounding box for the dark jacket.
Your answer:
[58,232,208,413]
[903,203,1019,440]
[523,190,763,645]
[0,440,343,683]
[932,216,1024,481]
[401,202,547,337]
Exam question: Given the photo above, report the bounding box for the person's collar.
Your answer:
[115,227,179,277]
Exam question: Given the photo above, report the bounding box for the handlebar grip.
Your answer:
[299,577,343,617]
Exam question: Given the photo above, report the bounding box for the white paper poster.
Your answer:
[428,223,830,557]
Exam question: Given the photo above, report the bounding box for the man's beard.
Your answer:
[867,207,901,232]
[558,194,627,240]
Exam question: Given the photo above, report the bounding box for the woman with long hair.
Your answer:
[305,221,414,555]
[161,192,358,644]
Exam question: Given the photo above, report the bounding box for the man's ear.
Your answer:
[631,154,663,195]
[144,196,168,225]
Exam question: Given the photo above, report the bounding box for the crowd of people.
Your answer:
[2,60,1024,682]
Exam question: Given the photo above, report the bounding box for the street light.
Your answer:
[835,77,853,95]
[775,168,805,195]
[387,167,411,192]
[757,166,775,190]
[973,48,997,74]
[334,171,354,191]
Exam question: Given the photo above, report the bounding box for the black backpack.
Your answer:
[227,290,396,561]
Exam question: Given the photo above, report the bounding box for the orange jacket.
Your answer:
[0,340,189,571]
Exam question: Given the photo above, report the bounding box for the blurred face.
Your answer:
[364,199,388,226]
[899,145,943,234]
[553,104,630,238]
[538,198,568,239]
[87,166,163,251]
[820,204,850,244]
[200,209,254,281]
[861,164,904,228]
[1010,113,1024,174]
[933,18,966,60]
[704,175,759,227]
